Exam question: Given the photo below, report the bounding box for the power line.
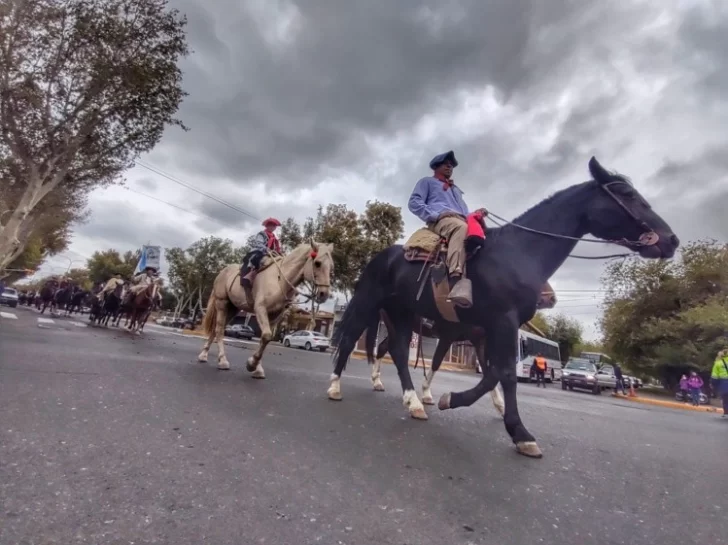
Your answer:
[135,160,261,222]
[123,186,225,226]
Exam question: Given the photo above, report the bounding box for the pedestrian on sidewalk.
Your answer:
[679,374,689,403]
[687,371,704,406]
[613,363,627,396]
[710,349,728,417]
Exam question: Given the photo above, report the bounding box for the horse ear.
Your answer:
[310,238,319,252]
[588,156,611,184]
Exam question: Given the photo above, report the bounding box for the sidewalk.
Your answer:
[616,392,725,414]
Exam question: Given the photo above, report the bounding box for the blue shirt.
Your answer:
[408,176,469,224]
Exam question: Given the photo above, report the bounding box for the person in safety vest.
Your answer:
[710,349,728,417]
[532,353,548,388]
[240,218,282,289]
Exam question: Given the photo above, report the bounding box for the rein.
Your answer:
[266,247,330,302]
[485,180,658,261]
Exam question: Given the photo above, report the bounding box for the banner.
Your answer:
[134,245,162,274]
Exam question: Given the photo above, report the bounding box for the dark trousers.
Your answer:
[242,251,264,274]
[722,393,728,415]
[535,369,546,387]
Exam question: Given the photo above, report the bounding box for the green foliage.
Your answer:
[600,239,728,385]
[86,249,140,283]
[166,236,245,316]
[280,201,404,298]
[0,0,188,268]
[529,312,584,362]
[66,268,92,291]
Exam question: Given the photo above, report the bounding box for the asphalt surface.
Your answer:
[1,306,726,545]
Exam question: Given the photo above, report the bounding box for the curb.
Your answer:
[618,394,724,414]
[348,351,474,374]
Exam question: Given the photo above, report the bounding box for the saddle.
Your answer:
[402,228,558,322]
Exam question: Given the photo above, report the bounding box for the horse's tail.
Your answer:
[202,293,217,335]
[331,247,394,366]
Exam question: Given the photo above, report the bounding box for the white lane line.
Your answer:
[0,311,18,320]
[37,317,55,324]
[70,321,88,328]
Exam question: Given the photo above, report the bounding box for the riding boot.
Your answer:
[447,275,473,308]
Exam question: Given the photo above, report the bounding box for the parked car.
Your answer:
[562,358,615,394]
[283,330,330,352]
[224,324,255,340]
[0,287,19,308]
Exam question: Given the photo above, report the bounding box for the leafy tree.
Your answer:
[0,0,189,269]
[544,313,583,363]
[600,239,728,386]
[279,217,303,252]
[66,268,92,290]
[86,249,139,283]
[166,236,245,318]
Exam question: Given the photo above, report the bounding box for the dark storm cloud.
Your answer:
[158,0,661,187]
[678,5,728,99]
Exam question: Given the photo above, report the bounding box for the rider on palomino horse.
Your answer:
[240,218,283,292]
[408,151,487,308]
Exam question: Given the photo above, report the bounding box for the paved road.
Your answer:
[1,306,726,545]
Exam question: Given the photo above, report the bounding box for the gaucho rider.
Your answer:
[124,266,158,304]
[408,151,486,308]
[240,218,282,288]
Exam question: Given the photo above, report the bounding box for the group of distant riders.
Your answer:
[16,266,162,327]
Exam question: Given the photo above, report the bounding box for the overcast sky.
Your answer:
[39,0,728,340]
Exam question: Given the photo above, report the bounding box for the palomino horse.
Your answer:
[198,240,333,378]
[330,157,679,458]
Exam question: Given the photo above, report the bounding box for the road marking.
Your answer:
[37,317,55,324]
[0,311,18,319]
[70,321,88,328]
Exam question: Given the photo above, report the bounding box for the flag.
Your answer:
[134,245,162,274]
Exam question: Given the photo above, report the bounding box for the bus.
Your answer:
[516,329,562,382]
[579,352,613,366]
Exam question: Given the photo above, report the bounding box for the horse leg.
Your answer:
[245,304,272,378]
[439,317,541,458]
[371,335,388,392]
[421,336,453,405]
[475,338,505,417]
[213,302,230,370]
[365,320,387,392]
[385,311,427,420]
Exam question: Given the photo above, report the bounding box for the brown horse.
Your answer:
[125,280,162,334]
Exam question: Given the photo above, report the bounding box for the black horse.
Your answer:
[329,157,679,458]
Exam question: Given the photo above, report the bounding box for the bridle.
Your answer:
[600,181,659,248]
[487,179,660,260]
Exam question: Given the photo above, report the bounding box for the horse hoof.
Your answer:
[372,383,385,392]
[327,390,342,401]
[422,396,434,406]
[245,362,257,372]
[250,368,265,379]
[516,441,543,459]
[197,354,208,363]
[437,393,451,410]
[410,407,429,420]
[217,361,230,370]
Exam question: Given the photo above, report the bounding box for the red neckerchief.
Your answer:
[264,230,281,253]
[434,172,454,191]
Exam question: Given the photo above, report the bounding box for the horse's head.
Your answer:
[585,157,679,259]
[304,239,334,304]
